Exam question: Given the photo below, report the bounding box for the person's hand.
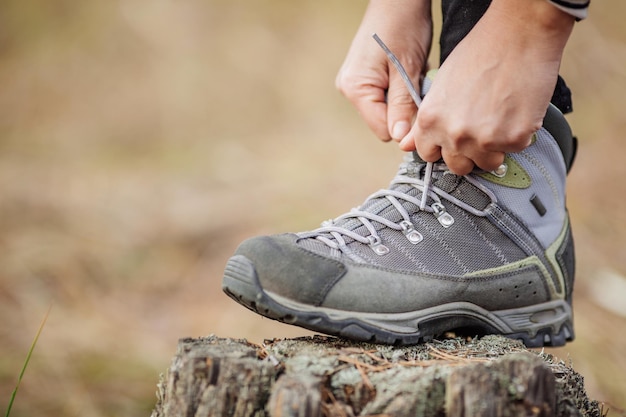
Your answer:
[336,0,433,142]
[399,0,575,175]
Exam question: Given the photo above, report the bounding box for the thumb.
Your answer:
[386,69,419,142]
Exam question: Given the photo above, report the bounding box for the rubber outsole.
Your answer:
[223,255,574,347]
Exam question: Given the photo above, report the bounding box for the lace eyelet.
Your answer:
[491,163,508,178]
[399,220,423,244]
[367,235,390,255]
[431,203,455,228]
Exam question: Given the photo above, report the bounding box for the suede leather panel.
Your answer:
[236,234,554,314]
[235,233,346,306]
[322,262,551,313]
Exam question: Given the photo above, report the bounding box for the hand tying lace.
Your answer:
[302,35,494,256]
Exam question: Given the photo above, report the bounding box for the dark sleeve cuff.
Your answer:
[548,0,590,20]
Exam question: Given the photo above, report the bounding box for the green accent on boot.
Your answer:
[426,68,438,80]
[478,152,532,189]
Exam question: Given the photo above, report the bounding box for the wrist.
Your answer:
[364,0,432,31]
[480,0,574,60]
[489,0,575,40]
[356,0,433,71]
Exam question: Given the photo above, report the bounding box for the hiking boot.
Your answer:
[222,103,576,347]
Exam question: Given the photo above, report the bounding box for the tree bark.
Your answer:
[151,335,601,417]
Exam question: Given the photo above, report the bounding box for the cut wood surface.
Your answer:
[151,335,601,417]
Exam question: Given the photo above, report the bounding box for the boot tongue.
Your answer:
[409,151,493,212]
[433,172,493,212]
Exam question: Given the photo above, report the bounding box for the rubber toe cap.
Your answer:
[234,233,346,306]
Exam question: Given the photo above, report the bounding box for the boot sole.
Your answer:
[223,255,574,347]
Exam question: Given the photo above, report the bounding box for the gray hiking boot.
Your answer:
[222,104,576,347]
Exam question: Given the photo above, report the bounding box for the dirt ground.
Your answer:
[1,1,625,416]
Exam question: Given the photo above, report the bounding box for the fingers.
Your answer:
[400,119,510,176]
[440,149,505,175]
[336,70,392,141]
[336,59,423,143]
[398,76,536,175]
[414,141,506,176]
[439,151,476,176]
[335,0,432,143]
[386,68,418,142]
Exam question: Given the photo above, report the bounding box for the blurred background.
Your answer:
[1,0,625,415]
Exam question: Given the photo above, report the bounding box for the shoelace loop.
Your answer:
[303,160,446,253]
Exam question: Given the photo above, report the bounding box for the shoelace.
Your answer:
[302,157,499,255]
[305,34,439,255]
[300,35,497,255]
[302,160,452,255]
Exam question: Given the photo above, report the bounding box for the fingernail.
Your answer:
[391,121,410,141]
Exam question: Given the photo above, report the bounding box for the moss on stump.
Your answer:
[151,335,601,417]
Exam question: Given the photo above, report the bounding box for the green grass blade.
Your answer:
[5,305,52,417]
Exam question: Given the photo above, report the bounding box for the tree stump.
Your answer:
[151,335,601,417]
